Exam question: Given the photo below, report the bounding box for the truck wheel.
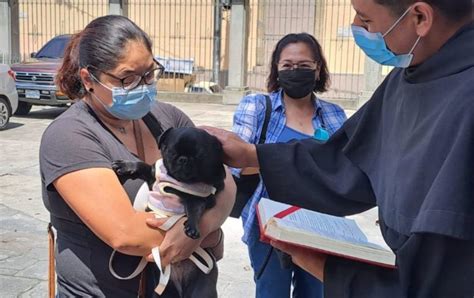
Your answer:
[0,97,11,130]
[14,101,32,116]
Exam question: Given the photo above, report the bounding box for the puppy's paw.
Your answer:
[183,220,200,239]
[112,160,136,175]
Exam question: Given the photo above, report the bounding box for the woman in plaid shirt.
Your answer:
[232,33,347,298]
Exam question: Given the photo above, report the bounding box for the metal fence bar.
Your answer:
[17,0,108,62]
[244,0,384,104]
[14,0,386,101]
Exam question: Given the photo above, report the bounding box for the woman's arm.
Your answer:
[232,94,263,143]
[231,94,266,176]
[198,166,236,235]
[54,167,164,256]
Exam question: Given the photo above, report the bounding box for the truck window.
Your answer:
[35,36,70,59]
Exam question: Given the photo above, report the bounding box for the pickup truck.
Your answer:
[10,35,72,115]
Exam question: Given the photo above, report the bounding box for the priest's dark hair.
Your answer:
[375,0,472,20]
[56,15,152,99]
[267,33,330,94]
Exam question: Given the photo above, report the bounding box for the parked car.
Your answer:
[10,34,72,115]
[0,64,19,130]
[184,81,222,94]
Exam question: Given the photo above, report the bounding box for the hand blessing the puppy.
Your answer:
[199,126,259,168]
[271,240,327,282]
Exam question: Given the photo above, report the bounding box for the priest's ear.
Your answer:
[410,2,434,38]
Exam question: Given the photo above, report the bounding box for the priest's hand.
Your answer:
[271,240,327,282]
[199,126,259,168]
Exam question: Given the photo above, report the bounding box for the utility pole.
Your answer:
[0,0,20,64]
[212,0,222,87]
[223,0,250,104]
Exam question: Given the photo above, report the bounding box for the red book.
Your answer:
[256,198,397,269]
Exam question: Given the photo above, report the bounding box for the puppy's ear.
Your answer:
[158,128,173,149]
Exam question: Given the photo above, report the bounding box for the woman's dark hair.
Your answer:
[267,33,330,93]
[375,0,472,20]
[56,15,153,99]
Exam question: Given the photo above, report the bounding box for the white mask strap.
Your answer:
[383,6,413,38]
[408,35,422,55]
[89,89,111,109]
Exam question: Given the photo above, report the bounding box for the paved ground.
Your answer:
[0,101,365,297]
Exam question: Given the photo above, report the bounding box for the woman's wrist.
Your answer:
[201,228,223,248]
[197,213,219,239]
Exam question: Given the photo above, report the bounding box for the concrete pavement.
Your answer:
[0,101,362,297]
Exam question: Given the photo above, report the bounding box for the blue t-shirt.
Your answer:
[277,125,313,143]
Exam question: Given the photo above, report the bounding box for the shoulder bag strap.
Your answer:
[48,223,56,298]
[133,120,146,161]
[258,95,272,144]
[142,112,164,137]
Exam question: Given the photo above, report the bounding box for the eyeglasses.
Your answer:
[88,58,165,90]
[277,60,318,71]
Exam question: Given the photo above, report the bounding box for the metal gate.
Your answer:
[14,0,386,101]
[16,0,227,93]
[17,0,108,62]
[128,0,229,92]
[246,0,372,102]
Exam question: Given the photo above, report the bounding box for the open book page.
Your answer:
[280,209,385,250]
[258,198,396,267]
[346,208,390,250]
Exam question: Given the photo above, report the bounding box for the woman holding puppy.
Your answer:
[40,15,235,297]
[232,33,346,298]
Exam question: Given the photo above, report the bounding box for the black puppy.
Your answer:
[112,127,226,239]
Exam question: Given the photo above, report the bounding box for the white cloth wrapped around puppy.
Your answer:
[148,159,217,216]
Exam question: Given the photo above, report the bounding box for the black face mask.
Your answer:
[278,69,317,99]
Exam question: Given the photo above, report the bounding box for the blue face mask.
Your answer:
[91,75,157,120]
[351,6,421,68]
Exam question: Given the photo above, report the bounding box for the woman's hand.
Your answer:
[145,217,201,267]
[144,218,224,266]
[199,126,259,168]
[271,240,327,282]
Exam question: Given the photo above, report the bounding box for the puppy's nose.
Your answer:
[177,156,188,165]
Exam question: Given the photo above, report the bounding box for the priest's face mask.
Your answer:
[350,0,426,67]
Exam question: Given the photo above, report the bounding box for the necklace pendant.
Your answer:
[118,127,126,134]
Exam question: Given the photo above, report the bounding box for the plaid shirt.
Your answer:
[232,89,347,243]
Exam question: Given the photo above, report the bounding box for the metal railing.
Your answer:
[128,0,229,93]
[13,0,386,102]
[18,0,108,62]
[246,0,368,102]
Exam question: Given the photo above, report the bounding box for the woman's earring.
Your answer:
[88,88,94,93]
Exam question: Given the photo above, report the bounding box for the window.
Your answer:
[35,36,71,59]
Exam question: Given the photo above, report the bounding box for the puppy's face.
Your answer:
[159,127,226,186]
